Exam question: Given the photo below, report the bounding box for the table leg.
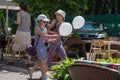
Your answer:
[108,43,111,58]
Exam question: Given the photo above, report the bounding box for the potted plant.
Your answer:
[96,57,120,71]
[64,31,86,58]
[67,31,81,42]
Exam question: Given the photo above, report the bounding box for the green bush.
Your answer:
[71,32,80,38]
[10,23,17,34]
[51,57,74,80]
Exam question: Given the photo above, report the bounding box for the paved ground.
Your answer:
[0,57,54,80]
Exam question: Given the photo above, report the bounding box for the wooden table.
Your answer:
[104,41,120,58]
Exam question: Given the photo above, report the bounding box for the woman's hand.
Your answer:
[45,33,60,39]
[46,38,57,43]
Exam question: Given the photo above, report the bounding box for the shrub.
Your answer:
[96,57,120,64]
[51,57,74,80]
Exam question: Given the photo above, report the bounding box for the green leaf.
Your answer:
[64,74,70,80]
[50,57,73,80]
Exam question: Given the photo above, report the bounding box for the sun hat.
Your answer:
[55,9,66,18]
[37,14,50,22]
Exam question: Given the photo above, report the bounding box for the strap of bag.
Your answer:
[34,36,39,48]
[34,27,43,48]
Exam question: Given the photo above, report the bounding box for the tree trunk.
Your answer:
[90,0,96,14]
[115,0,118,13]
[49,9,55,20]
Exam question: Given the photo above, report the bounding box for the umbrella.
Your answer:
[0,0,20,33]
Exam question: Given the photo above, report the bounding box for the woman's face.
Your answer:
[56,13,64,22]
[38,20,46,27]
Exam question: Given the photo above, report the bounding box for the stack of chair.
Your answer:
[89,39,107,60]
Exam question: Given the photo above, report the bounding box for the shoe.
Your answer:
[8,61,15,65]
[45,72,50,77]
[28,67,34,79]
[40,76,50,80]
[39,76,43,80]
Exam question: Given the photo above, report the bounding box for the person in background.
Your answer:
[28,14,58,80]
[8,2,31,66]
[46,9,67,69]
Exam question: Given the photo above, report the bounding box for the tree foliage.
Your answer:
[13,0,120,17]
[13,0,88,19]
[12,0,120,35]
[12,0,89,35]
[0,14,6,34]
[85,0,120,15]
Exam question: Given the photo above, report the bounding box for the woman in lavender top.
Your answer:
[47,9,67,67]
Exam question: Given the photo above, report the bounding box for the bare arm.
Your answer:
[48,20,58,34]
[35,27,59,39]
[35,27,45,38]
[15,12,20,25]
[29,15,31,27]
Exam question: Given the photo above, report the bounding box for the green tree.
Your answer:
[85,0,120,15]
[13,0,88,19]
[13,0,88,35]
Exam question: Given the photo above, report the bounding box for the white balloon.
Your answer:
[72,16,85,29]
[59,22,73,36]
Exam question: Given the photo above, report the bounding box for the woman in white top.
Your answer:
[9,2,31,65]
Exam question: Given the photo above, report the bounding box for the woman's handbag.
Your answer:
[26,36,39,56]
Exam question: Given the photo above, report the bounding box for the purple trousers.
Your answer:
[46,39,67,66]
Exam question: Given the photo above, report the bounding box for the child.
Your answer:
[28,14,58,80]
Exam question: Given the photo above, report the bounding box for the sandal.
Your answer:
[8,61,15,65]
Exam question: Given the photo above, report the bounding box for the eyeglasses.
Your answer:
[40,20,47,23]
